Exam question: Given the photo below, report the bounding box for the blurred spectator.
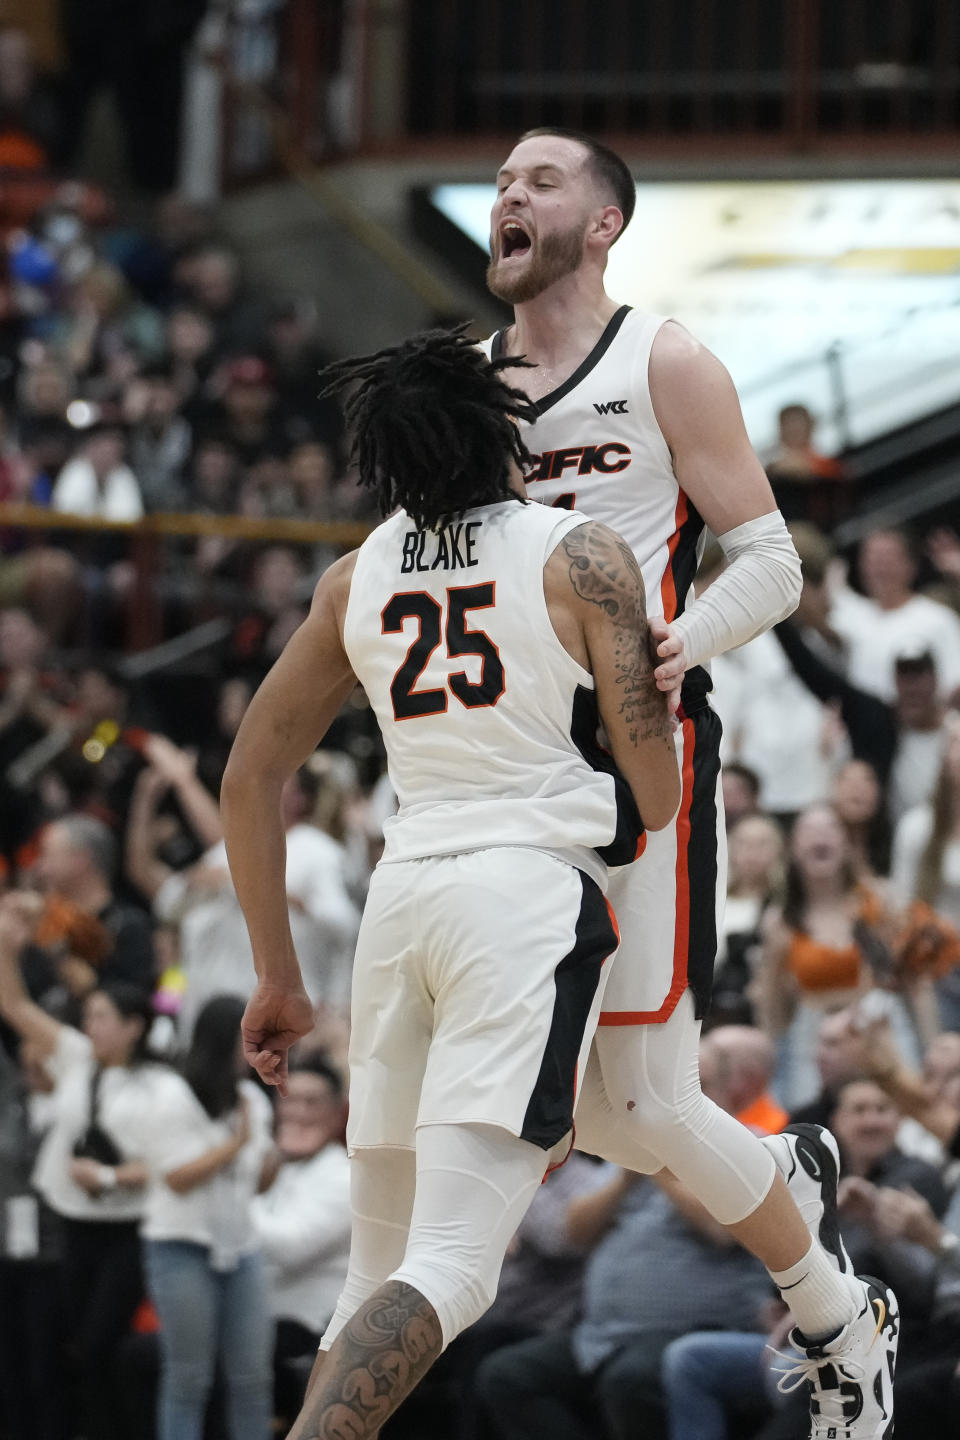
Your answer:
[128,761,359,1037]
[765,404,851,530]
[712,525,848,823]
[0,893,163,1440]
[0,1032,69,1440]
[289,438,337,521]
[195,676,253,799]
[712,814,784,1028]
[840,1013,960,1162]
[203,356,287,467]
[833,1075,949,1212]
[55,262,165,379]
[47,661,151,826]
[788,1009,863,1128]
[926,526,960,617]
[125,362,191,512]
[176,245,262,352]
[720,761,760,830]
[892,719,960,932]
[703,1025,787,1136]
[240,451,298,520]
[832,1078,948,1344]
[186,435,242,515]
[14,358,75,472]
[58,1,207,193]
[660,1308,791,1440]
[831,757,891,877]
[165,303,218,419]
[787,1006,945,1164]
[0,27,60,169]
[797,640,946,823]
[831,529,960,702]
[137,995,274,1440]
[250,1054,350,1429]
[892,720,960,1028]
[0,608,66,762]
[35,813,155,993]
[303,749,373,907]
[876,1180,960,1440]
[756,803,929,1108]
[51,422,144,520]
[262,298,342,449]
[228,546,311,679]
[767,404,846,482]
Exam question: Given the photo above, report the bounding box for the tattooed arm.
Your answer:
[544,521,681,830]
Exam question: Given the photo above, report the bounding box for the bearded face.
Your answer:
[486,219,587,304]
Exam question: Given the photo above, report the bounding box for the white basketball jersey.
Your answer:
[485,309,707,682]
[342,499,643,882]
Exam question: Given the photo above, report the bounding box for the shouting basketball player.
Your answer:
[484,128,897,1438]
[221,327,682,1440]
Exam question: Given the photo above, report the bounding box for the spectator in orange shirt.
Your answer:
[701,1026,788,1136]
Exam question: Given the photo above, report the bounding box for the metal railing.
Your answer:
[0,506,371,655]
[240,0,960,161]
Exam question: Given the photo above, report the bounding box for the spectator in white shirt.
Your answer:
[250,1055,350,1428]
[707,524,847,820]
[831,529,960,703]
[127,760,360,1040]
[138,994,275,1440]
[0,891,164,1440]
[51,423,145,521]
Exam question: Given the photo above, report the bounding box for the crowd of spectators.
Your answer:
[1,19,960,1439]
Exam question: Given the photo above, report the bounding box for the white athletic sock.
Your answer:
[768,1240,858,1341]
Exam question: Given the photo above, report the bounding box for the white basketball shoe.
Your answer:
[775,1274,899,1439]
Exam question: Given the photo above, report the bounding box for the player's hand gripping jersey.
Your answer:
[342,498,643,887]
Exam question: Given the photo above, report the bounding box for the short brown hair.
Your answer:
[519,127,636,238]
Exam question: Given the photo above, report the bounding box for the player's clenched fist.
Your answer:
[241,981,314,1094]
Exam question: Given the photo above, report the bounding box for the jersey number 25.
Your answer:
[381,583,505,721]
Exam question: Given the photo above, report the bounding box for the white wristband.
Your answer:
[97,1165,118,1192]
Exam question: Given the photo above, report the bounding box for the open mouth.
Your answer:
[500,221,532,259]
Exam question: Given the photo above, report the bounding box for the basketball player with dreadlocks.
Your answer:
[220,326,682,1440]
[483,128,898,1440]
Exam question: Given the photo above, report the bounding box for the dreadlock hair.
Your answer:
[318,323,539,532]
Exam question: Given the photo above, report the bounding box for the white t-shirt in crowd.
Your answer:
[251,1143,351,1332]
[710,630,845,813]
[888,728,946,823]
[32,1025,168,1222]
[136,1074,273,1271]
[892,804,960,928]
[830,588,960,702]
[154,825,360,1039]
[51,458,145,521]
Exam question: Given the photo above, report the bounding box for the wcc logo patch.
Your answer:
[593,399,628,415]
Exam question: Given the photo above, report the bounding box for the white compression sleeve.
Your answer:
[670,509,802,671]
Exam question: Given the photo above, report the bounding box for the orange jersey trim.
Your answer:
[659,492,689,623]
[597,715,695,1027]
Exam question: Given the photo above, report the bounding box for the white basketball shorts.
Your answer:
[598,705,727,1026]
[346,848,620,1154]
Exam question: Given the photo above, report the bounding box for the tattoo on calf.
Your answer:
[561,525,673,747]
[296,1282,443,1440]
